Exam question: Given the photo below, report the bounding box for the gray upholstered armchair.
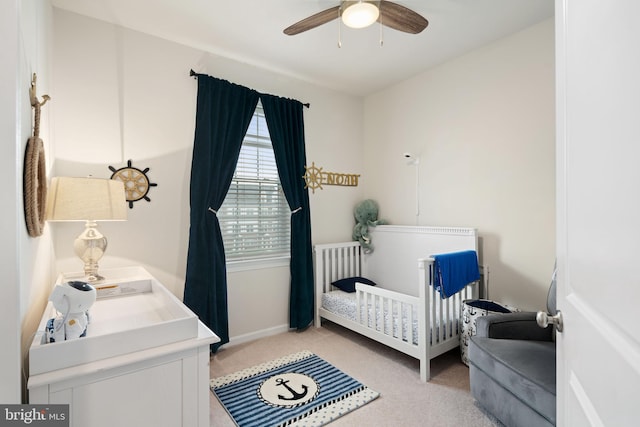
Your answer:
[469,277,557,427]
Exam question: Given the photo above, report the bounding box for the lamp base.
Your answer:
[74,220,108,283]
[84,272,106,283]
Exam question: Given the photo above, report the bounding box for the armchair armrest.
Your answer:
[475,312,554,341]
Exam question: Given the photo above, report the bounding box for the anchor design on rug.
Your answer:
[256,372,320,408]
[275,377,309,401]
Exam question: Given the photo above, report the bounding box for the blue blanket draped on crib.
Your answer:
[432,250,480,298]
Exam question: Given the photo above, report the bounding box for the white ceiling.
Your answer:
[51,0,554,97]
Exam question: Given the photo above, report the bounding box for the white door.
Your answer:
[556,0,640,425]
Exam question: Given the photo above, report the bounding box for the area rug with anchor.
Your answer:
[210,350,379,427]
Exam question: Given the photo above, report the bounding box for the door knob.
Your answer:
[536,310,563,332]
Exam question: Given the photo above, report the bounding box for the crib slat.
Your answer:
[408,301,414,344]
[445,292,451,338]
[438,287,443,342]
[343,246,348,278]
[432,285,436,343]
[344,246,349,277]
[356,288,362,323]
[325,249,332,291]
[350,245,356,277]
[378,295,383,333]
[376,295,382,332]
[433,264,437,342]
[385,297,391,336]
[453,294,458,336]
[363,292,369,326]
[440,292,446,340]
[370,294,376,329]
[437,291,442,342]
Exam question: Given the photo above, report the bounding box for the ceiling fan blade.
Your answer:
[284,6,341,35]
[378,1,429,34]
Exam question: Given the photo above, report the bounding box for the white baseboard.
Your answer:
[227,324,290,347]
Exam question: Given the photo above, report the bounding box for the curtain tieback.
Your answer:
[291,207,302,214]
[208,207,218,215]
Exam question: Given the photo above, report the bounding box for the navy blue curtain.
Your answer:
[184,74,259,351]
[261,94,314,330]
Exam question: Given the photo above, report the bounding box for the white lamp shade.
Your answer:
[45,177,127,222]
[342,1,380,29]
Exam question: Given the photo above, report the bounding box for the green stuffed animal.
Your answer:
[352,199,387,253]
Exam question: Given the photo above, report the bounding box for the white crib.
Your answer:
[314,225,482,381]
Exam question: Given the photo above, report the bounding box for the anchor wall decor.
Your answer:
[303,162,360,194]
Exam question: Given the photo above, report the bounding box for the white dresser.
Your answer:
[28,267,219,427]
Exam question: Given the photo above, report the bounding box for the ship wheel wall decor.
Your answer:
[109,160,158,208]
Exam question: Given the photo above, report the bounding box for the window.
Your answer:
[218,102,291,263]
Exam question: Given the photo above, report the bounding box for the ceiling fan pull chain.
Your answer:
[379,15,384,47]
[337,6,343,48]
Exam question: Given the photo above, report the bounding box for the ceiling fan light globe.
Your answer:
[342,2,379,29]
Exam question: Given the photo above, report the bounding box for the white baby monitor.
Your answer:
[47,281,96,342]
[49,281,97,314]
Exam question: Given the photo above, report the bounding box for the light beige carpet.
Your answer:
[210,321,501,427]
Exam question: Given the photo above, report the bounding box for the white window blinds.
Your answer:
[219,102,291,260]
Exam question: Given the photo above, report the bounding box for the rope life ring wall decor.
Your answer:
[24,73,50,237]
[24,136,47,237]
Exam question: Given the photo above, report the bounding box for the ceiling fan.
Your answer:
[283,1,429,36]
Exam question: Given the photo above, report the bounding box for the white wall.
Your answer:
[51,9,365,341]
[363,19,555,310]
[51,9,555,343]
[0,0,21,404]
[1,0,55,402]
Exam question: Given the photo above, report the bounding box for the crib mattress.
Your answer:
[321,290,457,346]
[322,290,420,344]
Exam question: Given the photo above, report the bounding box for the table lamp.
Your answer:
[45,177,127,282]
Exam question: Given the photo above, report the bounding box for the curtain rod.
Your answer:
[189,69,310,108]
